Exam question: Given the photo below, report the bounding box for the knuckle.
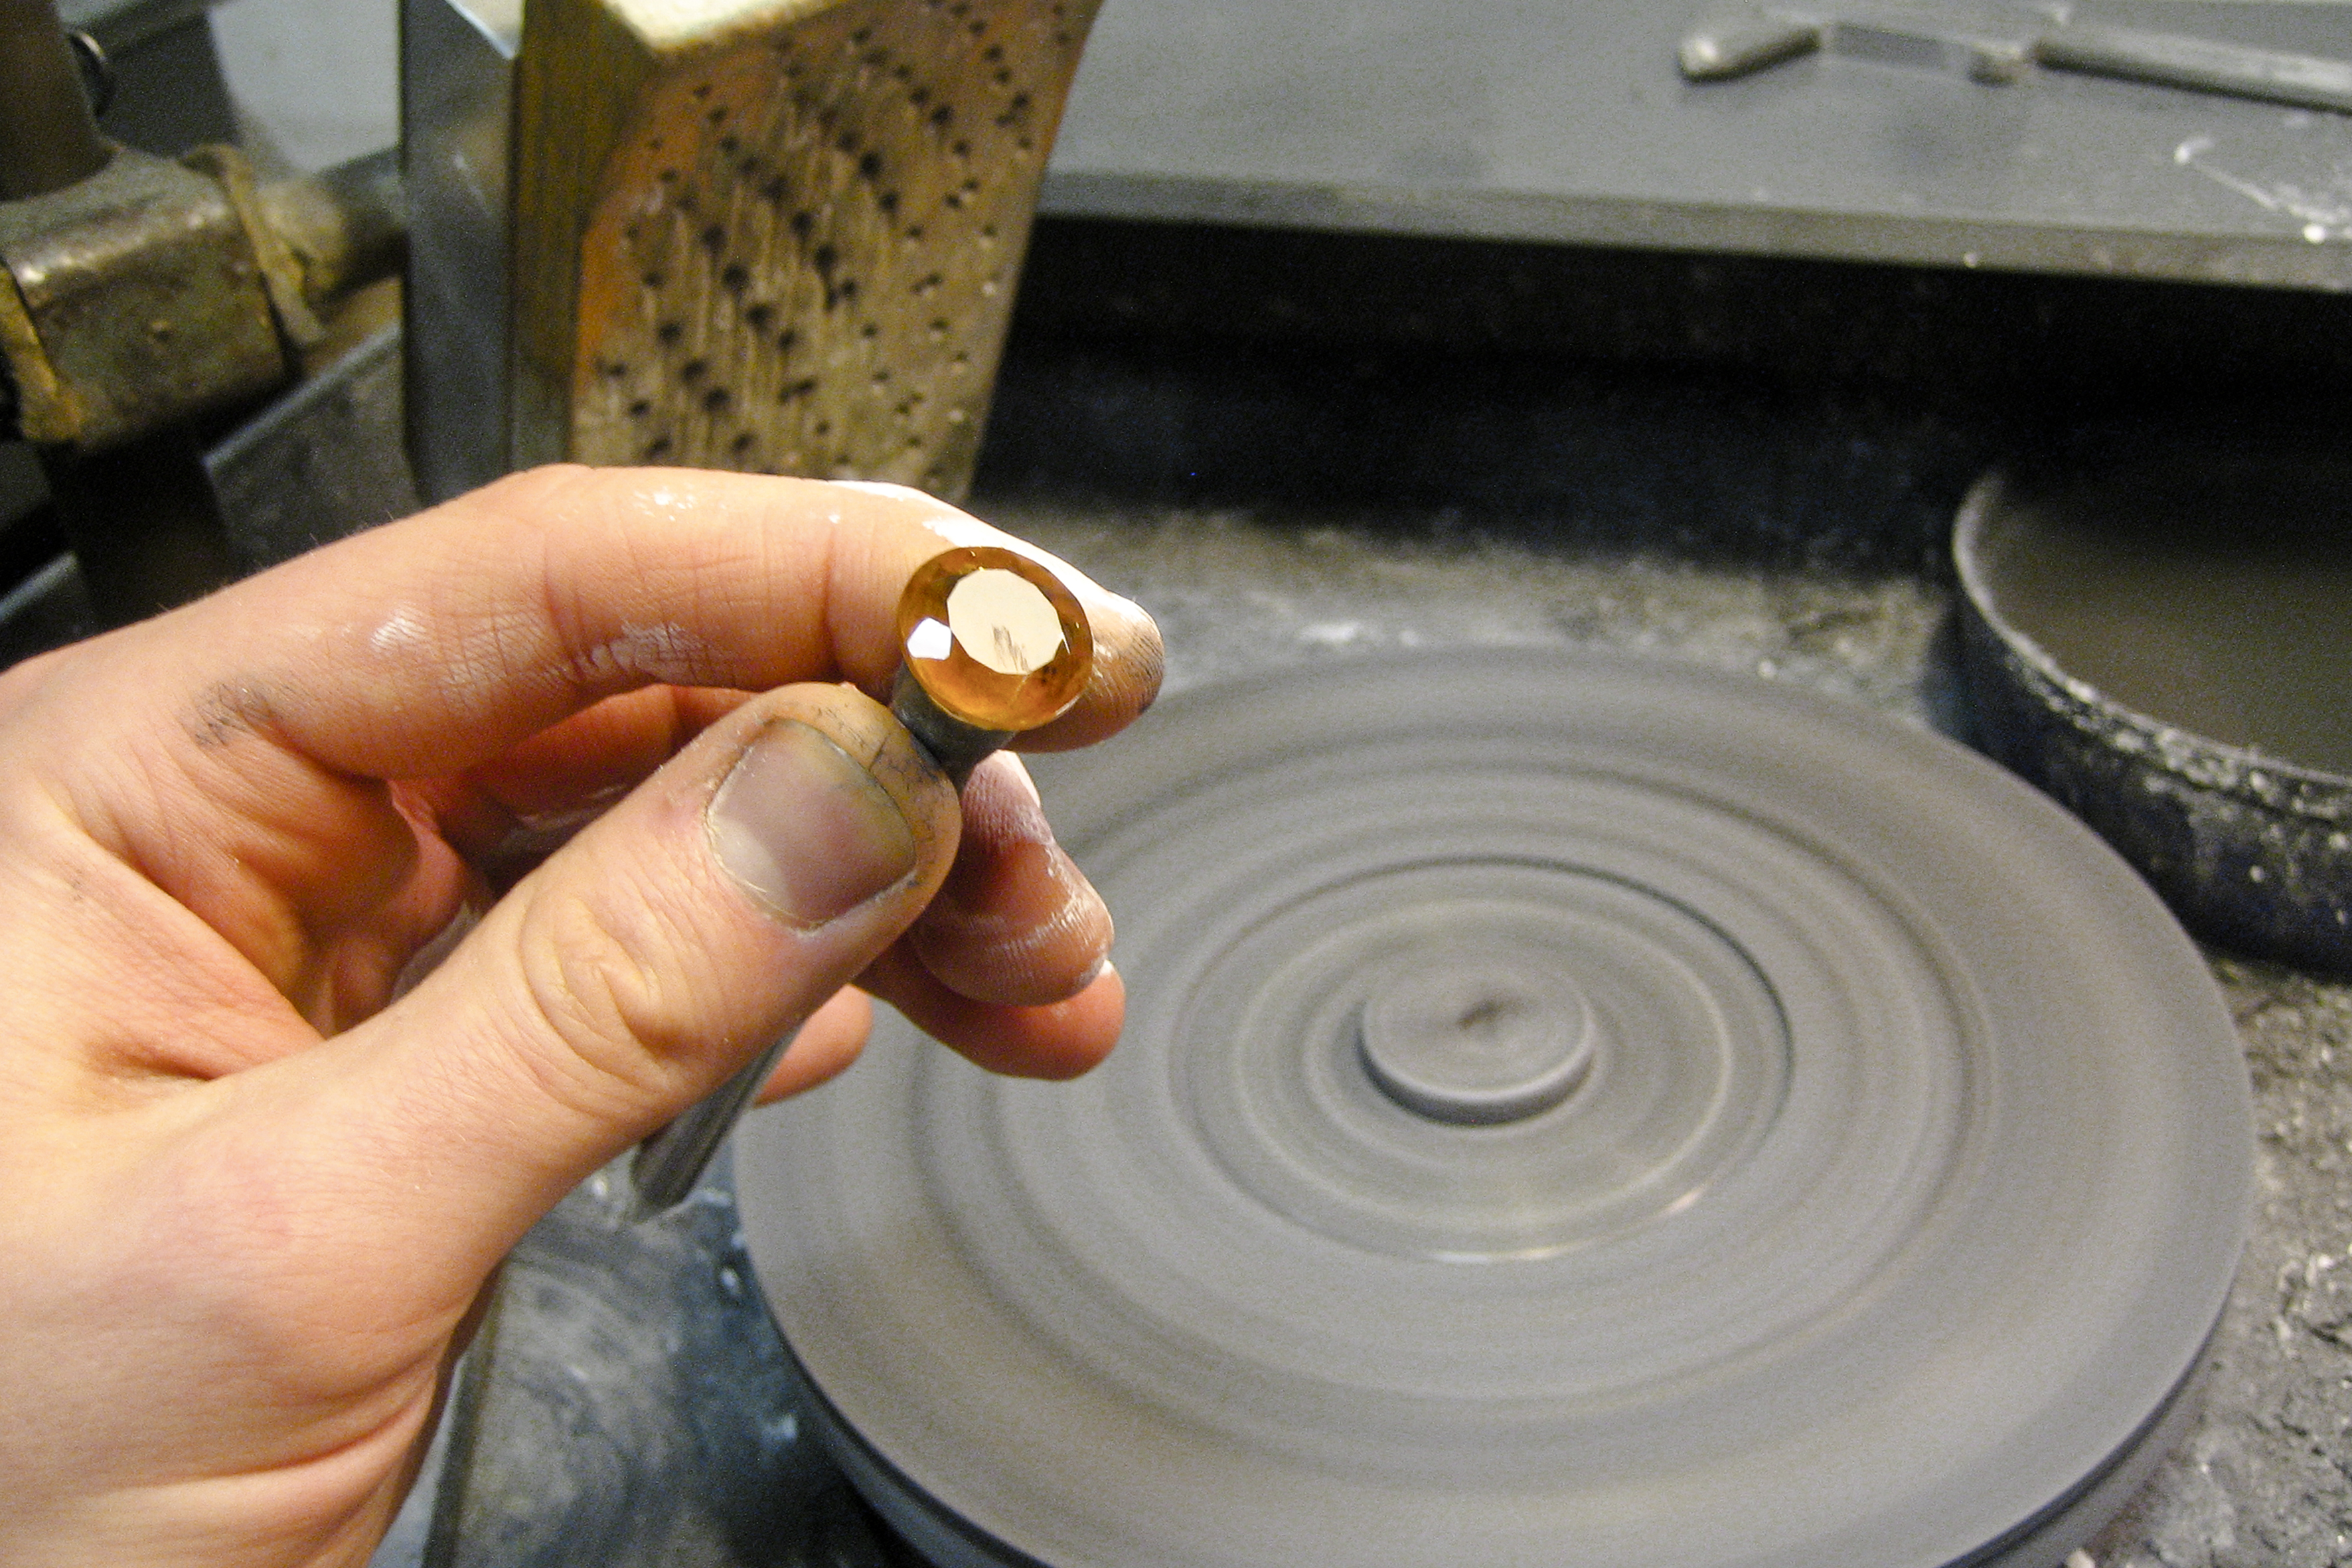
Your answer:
[508,872,719,1114]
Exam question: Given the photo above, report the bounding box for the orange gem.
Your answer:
[896,546,1093,731]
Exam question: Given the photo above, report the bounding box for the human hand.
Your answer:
[0,467,1161,1565]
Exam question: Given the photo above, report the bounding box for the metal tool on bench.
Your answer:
[402,0,1100,506]
[1680,5,2352,113]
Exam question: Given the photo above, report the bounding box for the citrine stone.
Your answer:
[896,546,1094,731]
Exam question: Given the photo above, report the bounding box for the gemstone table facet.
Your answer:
[896,546,1094,733]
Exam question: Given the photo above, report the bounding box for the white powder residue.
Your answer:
[579,621,706,684]
[2175,133,2352,242]
[368,609,429,655]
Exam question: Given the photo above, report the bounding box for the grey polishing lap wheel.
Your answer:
[738,650,2251,1568]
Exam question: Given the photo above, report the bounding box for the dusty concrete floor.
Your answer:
[2102,960,2352,1568]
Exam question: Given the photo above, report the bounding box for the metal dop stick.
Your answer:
[629,546,1095,1217]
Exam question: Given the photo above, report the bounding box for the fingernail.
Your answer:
[710,720,917,927]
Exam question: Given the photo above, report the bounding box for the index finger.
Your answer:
[121,465,1160,779]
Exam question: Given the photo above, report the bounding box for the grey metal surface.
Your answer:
[2037,19,2352,112]
[207,0,398,173]
[398,0,516,504]
[0,0,236,535]
[628,1039,797,1225]
[1044,0,2352,288]
[51,0,238,166]
[56,0,210,49]
[204,321,419,573]
[0,306,406,653]
[50,0,2352,297]
[0,0,111,198]
[77,2,237,165]
[0,550,92,666]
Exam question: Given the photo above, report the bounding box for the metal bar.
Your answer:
[2035,24,2352,117]
[1678,14,1822,81]
[627,1032,793,1219]
[0,0,108,199]
[40,424,237,625]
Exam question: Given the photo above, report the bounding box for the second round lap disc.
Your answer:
[738,649,2250,1568]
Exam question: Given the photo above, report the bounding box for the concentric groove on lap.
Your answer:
[739,649,2252,1568]
[1170,858,1787,1263]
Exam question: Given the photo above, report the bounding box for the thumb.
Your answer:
[268,682,955,1284]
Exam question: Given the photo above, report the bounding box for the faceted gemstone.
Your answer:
[896,546,1094,731]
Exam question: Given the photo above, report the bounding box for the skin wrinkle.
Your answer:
[83,896,309,1085]
[0,854,199,1103]
[371,972,574,1195]
[41,656,440,1060]
[117,1137,382,1393]
[930,864,1101,960]
[482,910,678,1137]
[501,690,950,1124]
[335,578,562,736]
[108,734,273,917]
[84,1368,433,1557]
[403,524,576,728]
[540,506,748,700]
[760,512,831,688]
[179,745,417,919]
[811,502,882,706]
[135,726,412,1010]
[445,609,562,718]
[516,858,720,1101]
[910,754,1109,1003]
[1107,623,1164,720]
[188,680,287,751]
[467,690,706,823]
[556,493,734,689]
